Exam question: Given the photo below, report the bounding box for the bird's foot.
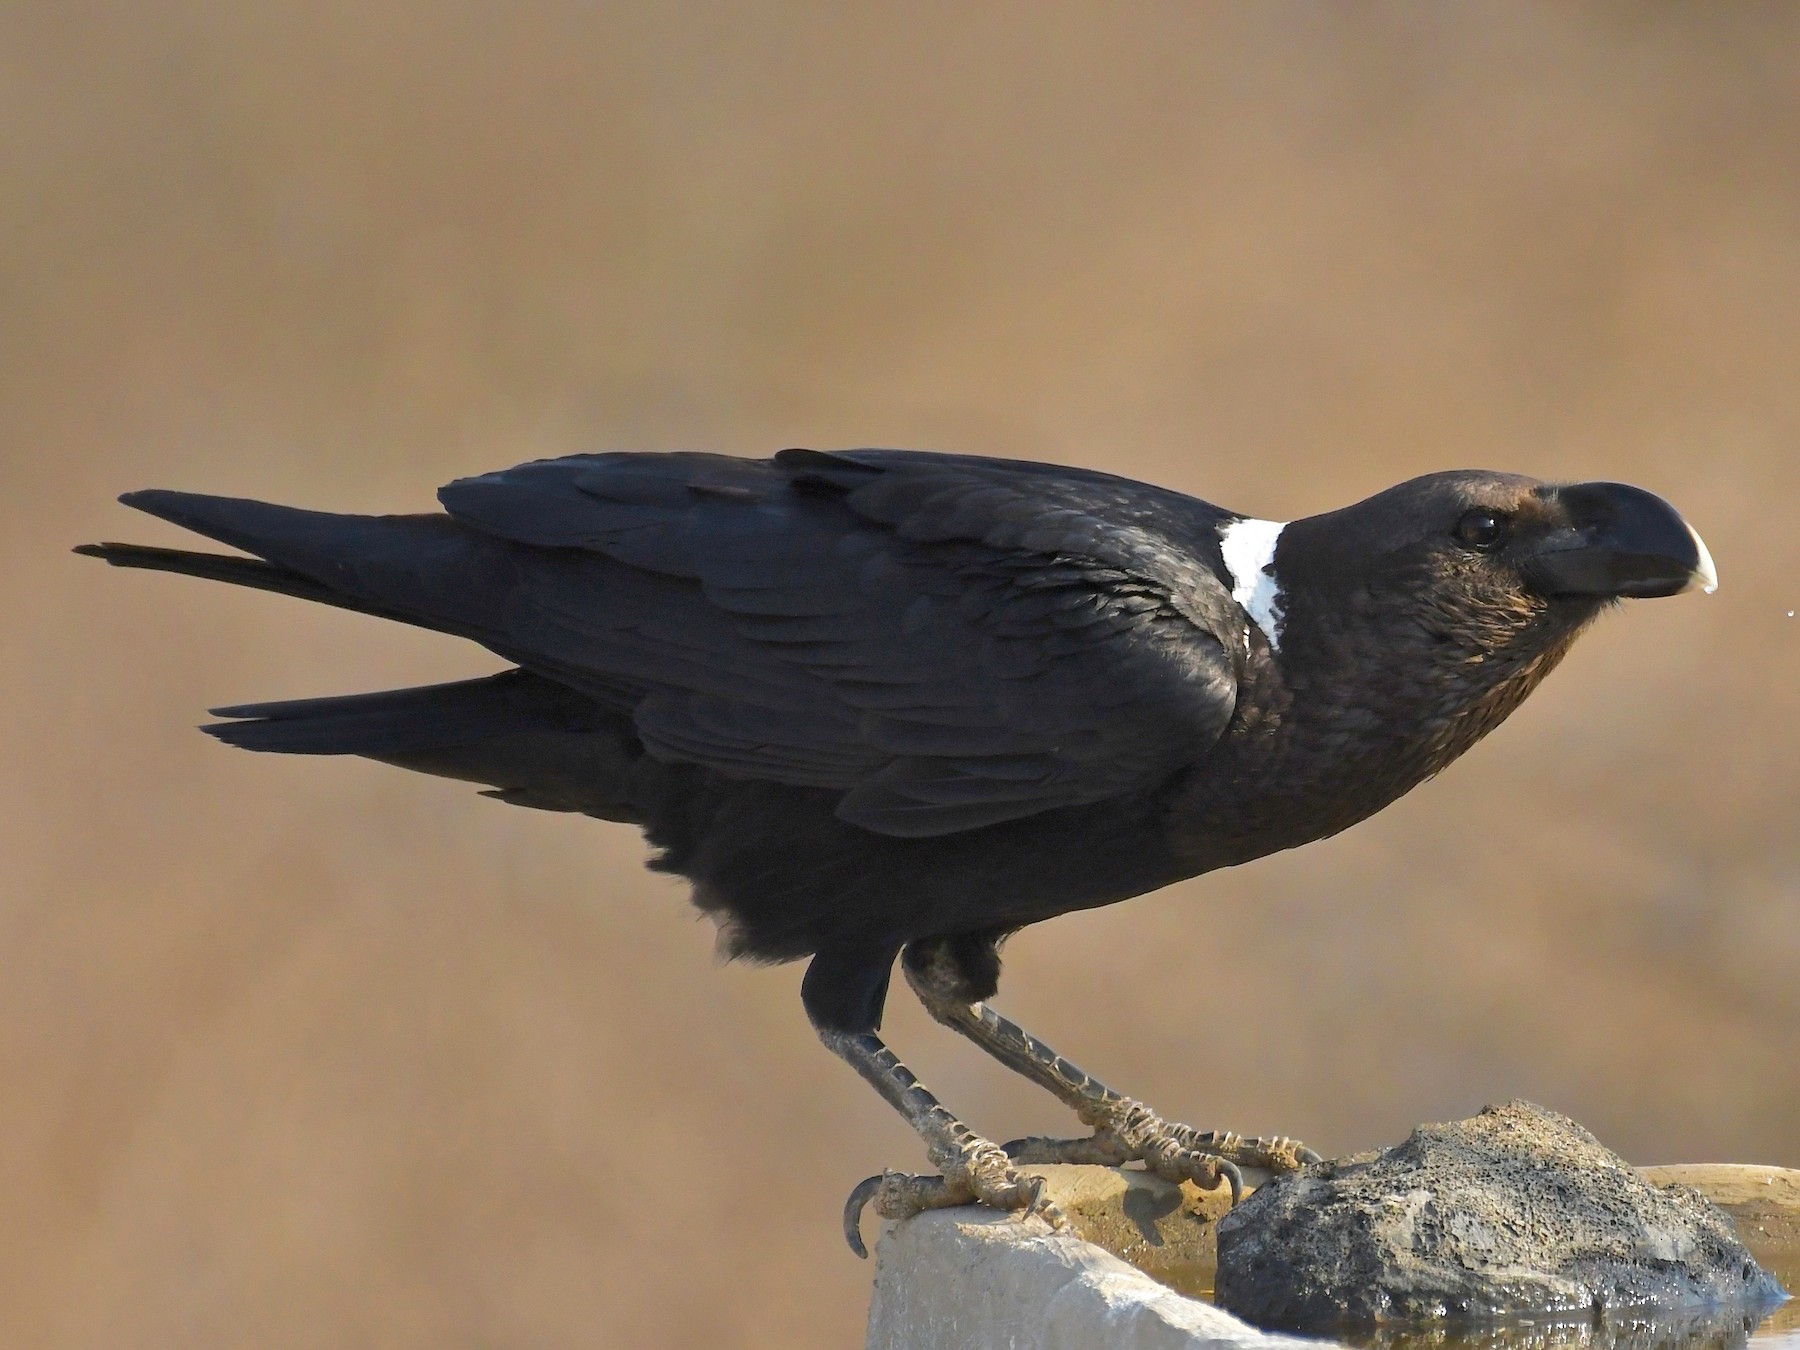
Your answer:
[1162,1120,1320,1175]
[843,1134,1068,1257]
[1004,1101,1319,1202]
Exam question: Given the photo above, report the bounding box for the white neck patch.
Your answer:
[1218,516,1289,651]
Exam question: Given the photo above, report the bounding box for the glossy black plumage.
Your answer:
[80,450,1711,1042]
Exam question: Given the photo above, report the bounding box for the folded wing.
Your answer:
[131,450,1248,837]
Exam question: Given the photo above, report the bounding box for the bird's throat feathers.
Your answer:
[1183,568,1605,856]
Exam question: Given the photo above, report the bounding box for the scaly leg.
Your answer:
[821,1027,1067,1257]
[804,946,1067,1258]
[902,936,1320,1192]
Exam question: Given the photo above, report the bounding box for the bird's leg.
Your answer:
[938,999,1317,1184]
[820,1027,1067,1257]
[902,937,1320,1196]
[804,947,1066,1258]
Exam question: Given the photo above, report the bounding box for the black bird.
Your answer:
[78,450,1715,1254]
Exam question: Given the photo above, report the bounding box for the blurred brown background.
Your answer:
[4,4,1797,1346]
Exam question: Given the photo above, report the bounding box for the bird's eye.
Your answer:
[1454,509,1508,551]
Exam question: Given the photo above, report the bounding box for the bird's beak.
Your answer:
[1526,482,1717,599]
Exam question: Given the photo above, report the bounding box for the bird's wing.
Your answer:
[437,449,1246,837]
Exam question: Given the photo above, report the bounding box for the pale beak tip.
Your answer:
[1688,526,1718,594]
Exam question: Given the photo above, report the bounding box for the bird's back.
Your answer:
[86,449,1263,960]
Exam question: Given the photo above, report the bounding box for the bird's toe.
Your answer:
[841,1141,1068,1257]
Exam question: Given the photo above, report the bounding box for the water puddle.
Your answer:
[1176,1233,1796,1350]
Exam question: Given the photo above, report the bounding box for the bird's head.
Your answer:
[1276,470,1715,662]
[1203,470,1714,837]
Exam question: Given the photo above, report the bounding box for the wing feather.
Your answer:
[431,449,1245,836]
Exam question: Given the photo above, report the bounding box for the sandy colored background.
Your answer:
[4,4,1797,1346]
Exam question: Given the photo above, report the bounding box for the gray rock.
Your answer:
[1214,1101,1785,1332]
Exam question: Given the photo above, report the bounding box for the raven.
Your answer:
[78,450,1714,1254]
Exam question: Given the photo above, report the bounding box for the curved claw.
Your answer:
[1019,1171,1060,1229]
[843,1173,887,1259]
[1217,1156,1245,1206]
[1296,1145,1323,1166]
[842,1164,1065,1257]
[1180,1152,1245,1205]
[842,1170,982,1256]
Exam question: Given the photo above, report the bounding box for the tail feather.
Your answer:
[205,669,599,754]
[116,489,411,571]
[80,490,512,640]
[74,542,423,626]
[203,670,657,821]
[82,494,662,822]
